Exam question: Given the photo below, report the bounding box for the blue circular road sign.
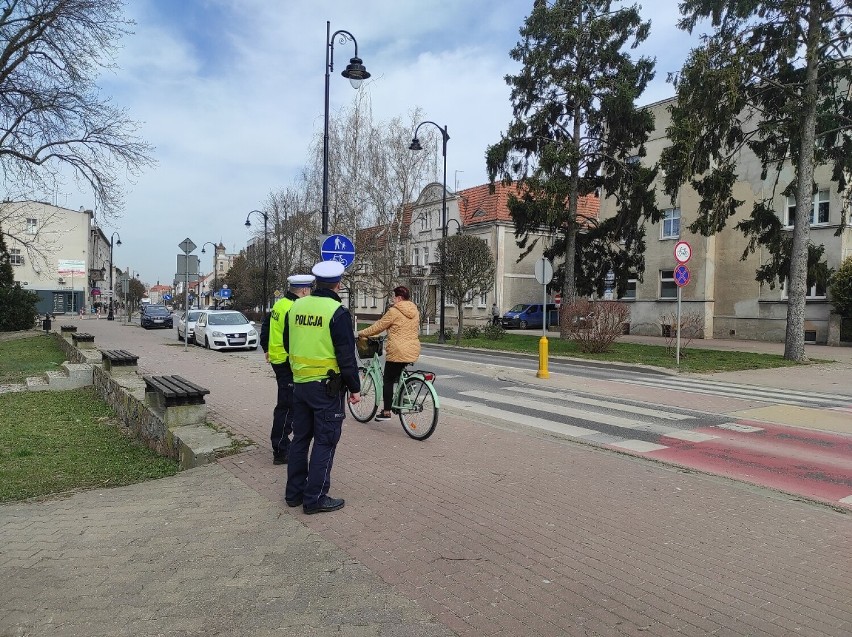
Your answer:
[674,263,690,287]
[320,234,356,269]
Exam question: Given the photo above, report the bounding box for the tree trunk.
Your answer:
[456,307,464,345]
[784,1,821,362]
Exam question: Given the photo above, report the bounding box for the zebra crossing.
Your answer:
[441,376,852,454]
[614,375,852,408]
[442,383,727,452]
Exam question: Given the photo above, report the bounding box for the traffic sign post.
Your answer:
[179,238,197,352]
[534,257,554,379]
[672,252,691,367]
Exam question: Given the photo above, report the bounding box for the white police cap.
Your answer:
[287,274,315,287]
[312,260,345,283]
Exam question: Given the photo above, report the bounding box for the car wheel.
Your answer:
[519,320,527,329]
[205,337,210,349]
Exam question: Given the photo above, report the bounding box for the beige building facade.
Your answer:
[3,201,116,316]
[599,98,852,344]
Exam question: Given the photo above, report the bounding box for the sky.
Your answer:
[49,0,703,287]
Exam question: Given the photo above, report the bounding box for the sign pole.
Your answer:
[534,257,553,379]
[676,286,682,366]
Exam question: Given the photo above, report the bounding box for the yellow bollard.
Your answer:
[536,336,549,378]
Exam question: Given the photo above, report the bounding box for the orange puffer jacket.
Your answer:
[358,300,421,362]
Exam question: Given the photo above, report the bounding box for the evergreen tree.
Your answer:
[659,1,852,361]
[0,227,40,331]
[486,0,658,338]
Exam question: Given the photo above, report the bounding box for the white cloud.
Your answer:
[55,0,699,285]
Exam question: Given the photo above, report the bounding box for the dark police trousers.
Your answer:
[285,380,345,509]
[270,362,294,456]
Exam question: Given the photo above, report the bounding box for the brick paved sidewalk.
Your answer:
[3,321,850,636]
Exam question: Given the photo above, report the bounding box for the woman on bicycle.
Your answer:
[357,285,421,421]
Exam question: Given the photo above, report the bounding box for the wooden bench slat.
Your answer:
[143,374,209,408]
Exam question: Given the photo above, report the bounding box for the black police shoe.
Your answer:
[303,495,345,515]
[284,495,303,508]
[273,451,288,465]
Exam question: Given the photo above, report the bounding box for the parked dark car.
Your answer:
[501,303,558,329]
[141,304,173,329]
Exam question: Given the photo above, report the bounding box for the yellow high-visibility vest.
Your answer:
[267,296,294,364]
[288,295,340,383]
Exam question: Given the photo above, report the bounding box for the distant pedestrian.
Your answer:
[283,260,360,515]
[260,273,314,465]
[491,302,500,326]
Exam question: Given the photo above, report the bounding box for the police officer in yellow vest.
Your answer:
[260,273,314,465]
[283,260,360,514]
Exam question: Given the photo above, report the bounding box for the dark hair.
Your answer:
[393,286,410,300]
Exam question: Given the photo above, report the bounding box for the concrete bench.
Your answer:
[60,325,78,334]
[101,349,139,375]
[143,375,210,427]
[71,332,95,349]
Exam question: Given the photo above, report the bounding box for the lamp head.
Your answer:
[245,220,251,228]
[342,56,370,88]
[201,247,206,253]
[408,138,423,151]
[116,238,122,246]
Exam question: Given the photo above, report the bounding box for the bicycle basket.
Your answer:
[356,337,383,358]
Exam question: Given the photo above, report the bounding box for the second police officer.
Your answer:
[260,273,315,465]
[282,260,360,514]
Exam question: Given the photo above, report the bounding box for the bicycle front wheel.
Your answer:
[348,366,379,423]
[398,378,438,440]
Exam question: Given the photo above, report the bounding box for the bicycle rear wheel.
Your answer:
[397,378,438,440]
[348,366,379,422]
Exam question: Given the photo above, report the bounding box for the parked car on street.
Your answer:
[140,304,173,330]
[176,309,203,343]
[193,310,258,351]
[501,303,558,330]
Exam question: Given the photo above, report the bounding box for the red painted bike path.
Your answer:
[636,420,852,509]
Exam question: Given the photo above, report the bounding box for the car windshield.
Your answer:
[508,304,529,313]
[207,312,249,326]
[146,307,169,316]
[187,311,201,321]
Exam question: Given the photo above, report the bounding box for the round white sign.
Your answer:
[674,241,692,264]
[534,258,553,285]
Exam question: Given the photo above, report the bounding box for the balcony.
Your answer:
[399,264,429,278]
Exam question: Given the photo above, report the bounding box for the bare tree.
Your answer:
[0,0,154,232]
[440,234,496,344]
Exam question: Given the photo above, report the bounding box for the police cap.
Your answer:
[311,260,345,284]
[287,274,315,287]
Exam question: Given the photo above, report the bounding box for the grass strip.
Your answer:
[0,335,67,383]
[0,388,178,502]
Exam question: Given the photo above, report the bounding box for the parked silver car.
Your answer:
[176,309,202,343]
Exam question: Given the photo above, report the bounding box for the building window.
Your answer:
[413,248,420,266]
[464,290,474,307]
[423,247,430,265]
[478,291,487,307]
[371,291,377,308]
[420,213,428,231]
[10,248,23,265]
[786,189,830,226]
[661,208,680,240]
[781,279,826,300]
[620,277,637,300]
[360,290,367,307]
[218,262,224,272]
[660,270,677,299]
[26,218,37,234]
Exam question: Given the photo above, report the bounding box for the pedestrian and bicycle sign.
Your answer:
[321,234,355,268]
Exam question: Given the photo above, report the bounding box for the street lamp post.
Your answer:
[245,210,269,315]
[322,21,370,235]
[107,232,121,321]
[409,121,450,343]
[201,242,218,309]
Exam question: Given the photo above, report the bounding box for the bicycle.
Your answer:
[348,336,440,440]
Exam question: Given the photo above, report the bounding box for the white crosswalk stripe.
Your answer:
[614,376,852,406]
[442,383,728,451]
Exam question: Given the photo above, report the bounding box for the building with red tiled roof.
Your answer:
[347,181,601,330]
